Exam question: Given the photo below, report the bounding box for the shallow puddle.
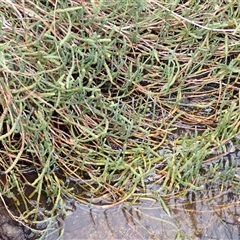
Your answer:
[1,150,240,240]
[44,150,240,240]
[45,186,240,240]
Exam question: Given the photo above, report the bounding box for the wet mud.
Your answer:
[0,201,25,240]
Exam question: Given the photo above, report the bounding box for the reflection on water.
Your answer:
[1,150,239,239]
[169,188,240,240]
[46,185,240,240]
[44,150,240,240]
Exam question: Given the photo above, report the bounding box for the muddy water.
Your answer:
[44,150,240,240]
[1,187,240,240]
[44,186,240,240]
[1,150,240,240]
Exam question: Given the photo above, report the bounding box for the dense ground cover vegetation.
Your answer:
[0,0,240,238]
